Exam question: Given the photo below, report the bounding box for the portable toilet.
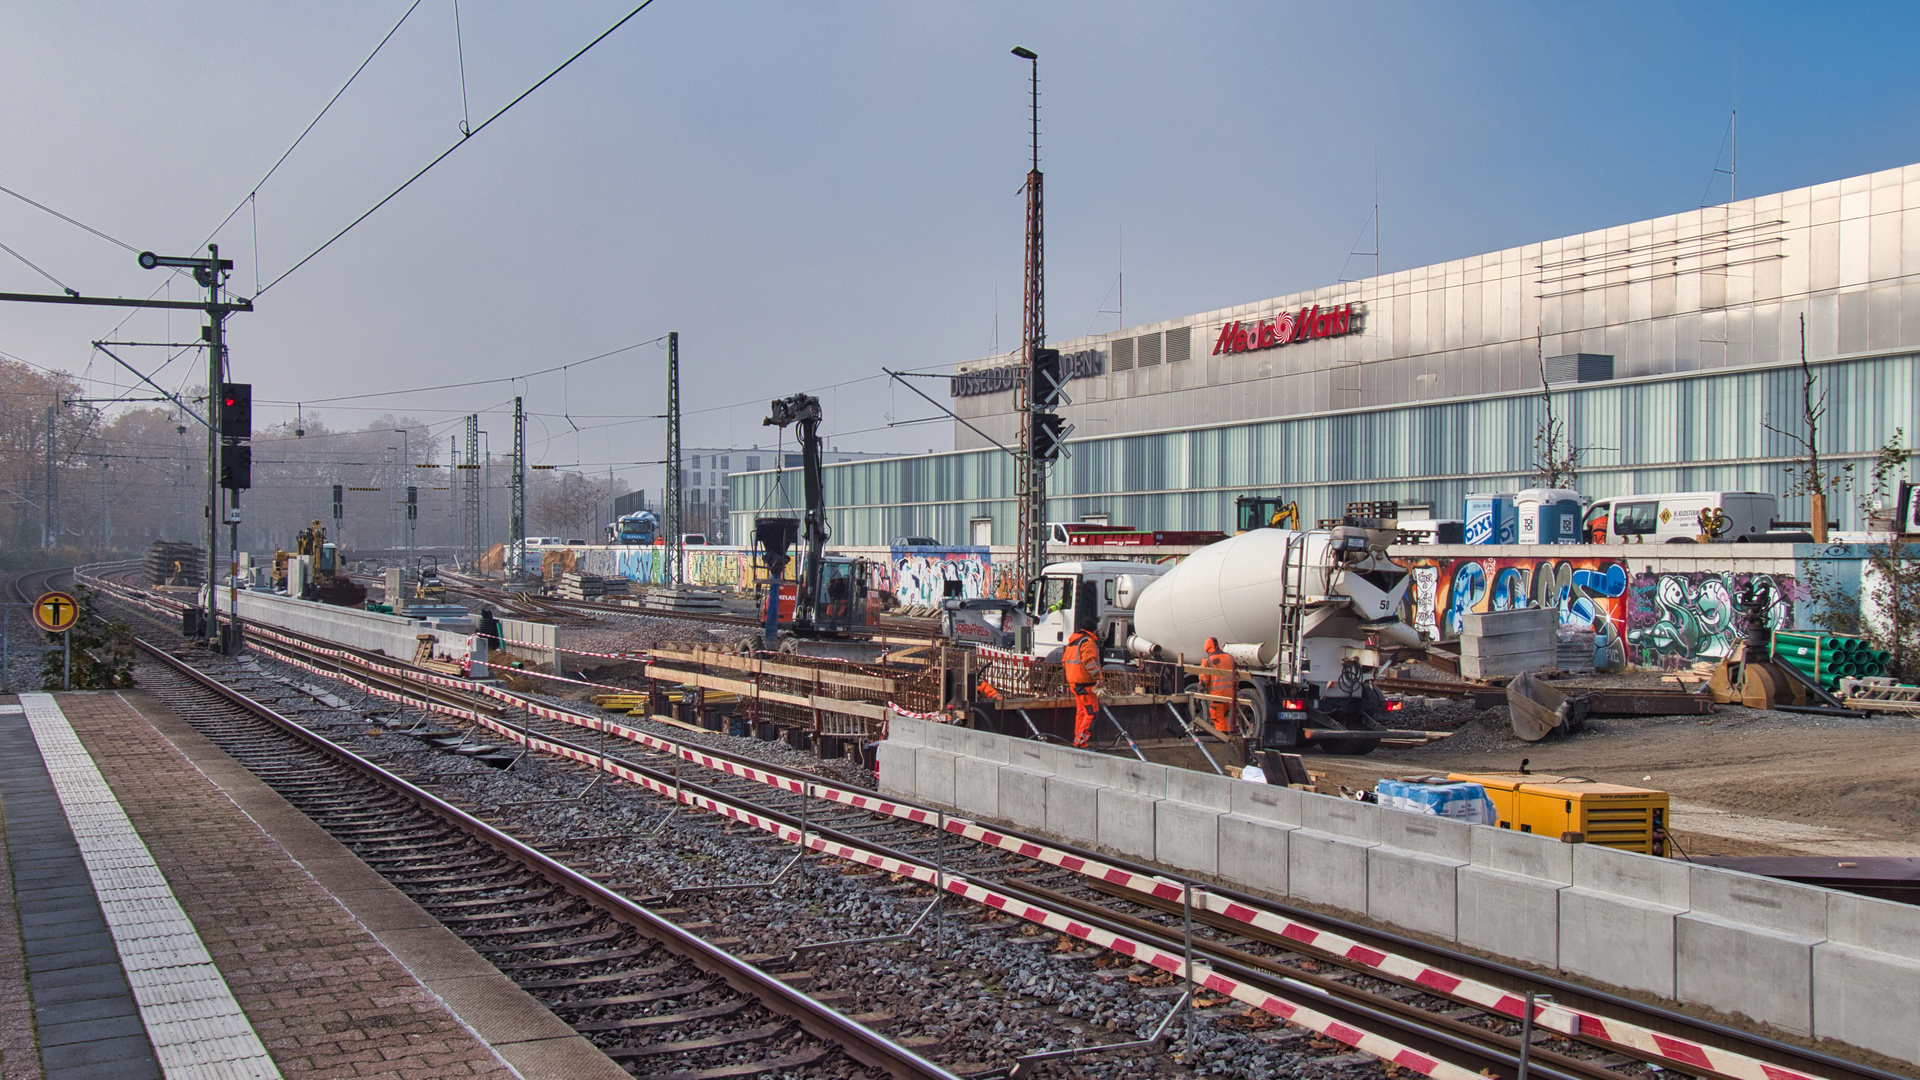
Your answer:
[1463,492,1517,545]
[1516,488,1584,545]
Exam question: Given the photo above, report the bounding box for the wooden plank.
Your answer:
[647,647,896,693]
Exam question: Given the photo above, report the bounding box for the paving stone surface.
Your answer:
[0,702,154,1080]
[0,739,42,1080]
[56,691,517,1080]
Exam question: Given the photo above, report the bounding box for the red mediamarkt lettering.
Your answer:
[1211,302,1360,355]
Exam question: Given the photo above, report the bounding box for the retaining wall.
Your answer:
[880,716,1920,1064]
[228,590,551,667]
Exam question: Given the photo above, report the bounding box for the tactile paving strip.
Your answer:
[20,693,282,1080]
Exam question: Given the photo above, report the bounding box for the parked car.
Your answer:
[891,535,939,547]
[681,533,708,546]
[564,538,588,546]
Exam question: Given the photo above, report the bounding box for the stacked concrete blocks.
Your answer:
[1558,843,1690,998]
[1456,826,1571,968]
[873,717,1920,1066]
[1816,891,1920,1062]
[1290,795,1378,914]
[1155,768,1234,876]
[1369,811,1471,941]
[1218,782,1300,897]
[1459,606,1556,680]
[1677,866,1825,1035]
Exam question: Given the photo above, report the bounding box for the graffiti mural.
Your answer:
[1398,555,1631,670]
[884,546,992,607]
[1626,571,1802,665]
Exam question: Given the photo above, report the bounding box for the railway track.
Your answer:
[79,565,1901,1080]
[125,638,953,1080]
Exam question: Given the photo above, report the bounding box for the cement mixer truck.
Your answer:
[1126,525,1417,754]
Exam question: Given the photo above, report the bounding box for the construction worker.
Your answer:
[1063,623,1102,748]
[1201,636,1236,734]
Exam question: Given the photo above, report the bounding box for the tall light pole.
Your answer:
[1011,46,1047,593]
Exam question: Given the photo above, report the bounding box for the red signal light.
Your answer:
[1279,698,1306,711]
[1384,700,1404,711]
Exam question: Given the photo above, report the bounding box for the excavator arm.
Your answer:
[763,393,827,633]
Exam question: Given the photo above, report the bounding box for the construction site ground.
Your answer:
[1313,670,1920,860]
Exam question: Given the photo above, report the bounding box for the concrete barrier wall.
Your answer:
[880,717,1920,1063]
[232,590,470,661]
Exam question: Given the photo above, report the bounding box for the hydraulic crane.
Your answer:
[762,392,871,638]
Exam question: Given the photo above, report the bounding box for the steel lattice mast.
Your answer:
[1014,47,1046,592]
[463,413,481,567]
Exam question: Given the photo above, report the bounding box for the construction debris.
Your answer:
[145,540,205,587]
[557,572,630,600]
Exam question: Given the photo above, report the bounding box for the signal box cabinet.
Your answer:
[1448,772,1669,856]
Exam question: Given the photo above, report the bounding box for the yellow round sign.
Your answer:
[32,591,79,634]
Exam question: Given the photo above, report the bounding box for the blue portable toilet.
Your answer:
[1463,492,1517,545]
[1516,488,1584,545]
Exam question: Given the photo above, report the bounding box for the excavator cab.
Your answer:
[1235,495,1298,533]
[810,556,872,634]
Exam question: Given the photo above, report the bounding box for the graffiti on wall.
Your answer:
[883,546,992,606]
[1627,571,1802,664]
[1398,555,1631,670]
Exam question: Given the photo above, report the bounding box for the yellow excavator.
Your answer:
[280,520,367,606]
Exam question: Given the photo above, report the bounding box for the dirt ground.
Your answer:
[1311,689,1920,859]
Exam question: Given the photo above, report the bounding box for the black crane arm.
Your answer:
[763,393,827,632]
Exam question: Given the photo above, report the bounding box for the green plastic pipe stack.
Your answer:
[1770,630,1879,689]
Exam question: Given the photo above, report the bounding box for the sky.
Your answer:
[4,1,1920,497]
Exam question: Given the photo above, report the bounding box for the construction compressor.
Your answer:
[1128,523,1417,755]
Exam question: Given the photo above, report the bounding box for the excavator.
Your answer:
[279,520,368,607]
[760,393,876,640]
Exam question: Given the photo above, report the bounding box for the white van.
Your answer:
[1582,491,1777,543]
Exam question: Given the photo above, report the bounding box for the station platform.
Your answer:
[0,690,628,1080]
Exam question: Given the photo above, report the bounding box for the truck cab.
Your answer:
[1026,560,1173,659]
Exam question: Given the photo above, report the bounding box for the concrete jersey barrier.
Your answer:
[878,716,1920,1065]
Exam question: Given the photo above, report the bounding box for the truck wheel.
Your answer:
[1232,684,1267,741]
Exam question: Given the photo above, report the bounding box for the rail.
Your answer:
[130,635,963,1080]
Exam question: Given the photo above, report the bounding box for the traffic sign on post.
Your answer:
[32,591,78,633]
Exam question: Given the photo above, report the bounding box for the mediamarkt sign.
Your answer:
[1212,302,1362,355]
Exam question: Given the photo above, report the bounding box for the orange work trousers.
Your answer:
[1070,683,1099,748]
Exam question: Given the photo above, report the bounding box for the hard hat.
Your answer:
[1203,637,1220,652]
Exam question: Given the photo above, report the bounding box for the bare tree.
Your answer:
[1764,313,1850,542]
[532,473,605,538]
[1532,335,1581,488]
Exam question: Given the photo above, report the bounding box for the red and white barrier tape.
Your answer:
[244,633,1479,1079]
[236,619,1816,1080]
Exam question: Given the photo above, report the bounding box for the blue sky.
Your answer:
[2,1,1917,491]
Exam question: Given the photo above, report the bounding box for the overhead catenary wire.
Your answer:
[200,0,427,248]
[270,335,667,405]
[0,238,79,296]
[257,0,660,295]
[0,183,141,253]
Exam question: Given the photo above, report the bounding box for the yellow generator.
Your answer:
[1449,772,1669,857]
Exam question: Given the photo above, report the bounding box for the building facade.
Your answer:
[733,162,1920,546]
[687,445,900,543]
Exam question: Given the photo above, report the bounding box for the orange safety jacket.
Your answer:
[1063,630,1101,688]
[976,678,1001,699]
[1200,647,1235,701]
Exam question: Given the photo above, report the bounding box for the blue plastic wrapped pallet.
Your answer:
[1376,780,1496,824]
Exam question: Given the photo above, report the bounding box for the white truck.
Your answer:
[1127,526,1418,754]
[1581,491,1777,543]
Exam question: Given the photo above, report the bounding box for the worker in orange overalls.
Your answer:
[1063,624,1102,748]
[1200,636,1236,734]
